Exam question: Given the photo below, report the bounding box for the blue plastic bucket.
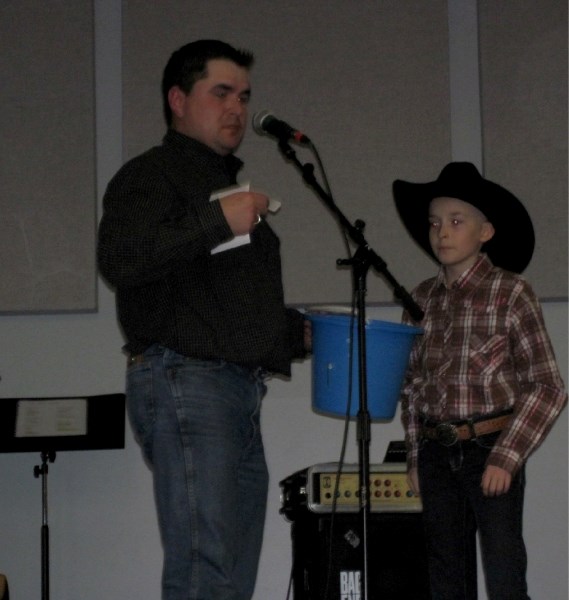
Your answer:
[309,313,422,419]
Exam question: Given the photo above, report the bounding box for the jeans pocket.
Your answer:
[126,358,155,461]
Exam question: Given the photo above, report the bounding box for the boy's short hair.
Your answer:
[161,40,255,126]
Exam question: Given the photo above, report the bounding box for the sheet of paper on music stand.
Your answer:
[15,399,88,438]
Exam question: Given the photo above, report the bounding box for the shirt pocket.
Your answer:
[468,333,508,378]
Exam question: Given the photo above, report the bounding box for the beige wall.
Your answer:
[0,2,566,599]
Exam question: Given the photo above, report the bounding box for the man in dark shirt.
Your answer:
[98,40,310,600]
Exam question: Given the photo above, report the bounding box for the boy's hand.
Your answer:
[481,465,511,497]
[303,319,312,353]
[407,467,420,496]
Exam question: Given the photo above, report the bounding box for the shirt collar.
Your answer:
[435,254,494,293]
[163,129,243,176]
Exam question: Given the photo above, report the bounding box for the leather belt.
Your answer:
[128,354,145,365]
[421,413,512,446]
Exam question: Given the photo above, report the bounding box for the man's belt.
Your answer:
[128,354,145,365]
[421,412,512,447]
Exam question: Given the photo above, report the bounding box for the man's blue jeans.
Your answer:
[418,432,530,600]
[126,345,269,600]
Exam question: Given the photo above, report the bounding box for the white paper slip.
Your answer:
[209,182,282,254]
[210,183,251,255]
[268,197,281,213]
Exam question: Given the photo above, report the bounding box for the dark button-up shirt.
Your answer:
[98,130,306,375]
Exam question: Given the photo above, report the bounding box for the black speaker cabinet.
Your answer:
[290,512,431,599]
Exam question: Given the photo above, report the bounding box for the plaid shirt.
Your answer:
[402,254,567,475]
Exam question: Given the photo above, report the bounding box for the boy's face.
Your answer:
[168,58,251,156]
[428,196,495,282]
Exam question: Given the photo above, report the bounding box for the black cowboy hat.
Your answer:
[392,162,535,273]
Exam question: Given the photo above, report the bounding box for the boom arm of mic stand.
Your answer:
[277,140,424,321]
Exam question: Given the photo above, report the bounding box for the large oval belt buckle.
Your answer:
[436,422,458,446]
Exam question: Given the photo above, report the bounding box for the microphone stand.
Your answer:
[277,139,423,600]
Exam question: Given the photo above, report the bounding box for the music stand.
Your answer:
[0,393,126,600]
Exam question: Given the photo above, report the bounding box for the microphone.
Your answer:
[252,110,310,144]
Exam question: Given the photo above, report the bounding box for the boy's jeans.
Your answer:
[126,345,269,600]
[418,432,530,600]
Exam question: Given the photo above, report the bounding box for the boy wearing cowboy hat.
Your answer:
[393,162,567,599]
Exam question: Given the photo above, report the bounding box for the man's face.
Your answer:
[169,58,251,155]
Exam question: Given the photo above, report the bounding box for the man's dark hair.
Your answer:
[161,39,254,126]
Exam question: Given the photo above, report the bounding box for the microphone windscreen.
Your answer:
[252,110,272,135]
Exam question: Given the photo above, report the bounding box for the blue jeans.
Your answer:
[126,345,269,600]
[418,433,530,600]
